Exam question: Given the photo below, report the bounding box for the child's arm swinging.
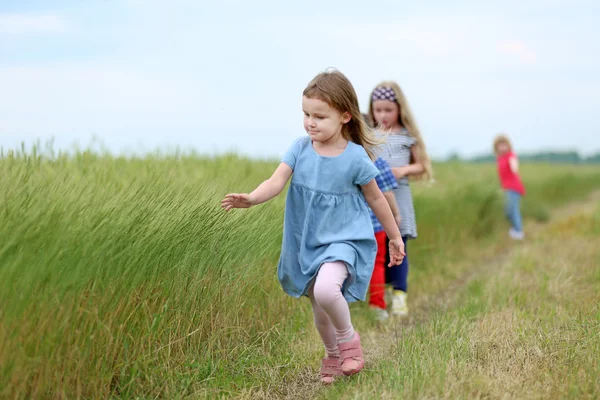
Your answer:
[374,158,402,226]
[509,155,519,174]
[221,163,293,211]
[362,180,406,266]
[382,191,401,226]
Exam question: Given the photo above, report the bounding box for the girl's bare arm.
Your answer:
[362,180,402,240]
[509,156,519,174]
[248,163,293,205]
[382,191,400,220]
[392,147,424,179]
[222,163,293,210]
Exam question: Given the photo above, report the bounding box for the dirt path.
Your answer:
[360,189,600,376]
[239,190,600,400]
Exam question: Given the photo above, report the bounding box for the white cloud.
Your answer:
[0,13,67,35]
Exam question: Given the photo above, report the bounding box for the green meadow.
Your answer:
[1,147,599,399]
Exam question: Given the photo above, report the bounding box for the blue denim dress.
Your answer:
[278,136,379,302]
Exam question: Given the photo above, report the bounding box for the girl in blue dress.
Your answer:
[222,70,404,384]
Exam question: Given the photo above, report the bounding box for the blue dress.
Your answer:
[278,136,379,302]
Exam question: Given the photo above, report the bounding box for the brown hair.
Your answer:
[367,81,432,180]
[303,70,379,159]
[493,134,512,155]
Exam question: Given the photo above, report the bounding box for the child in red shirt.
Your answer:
[494,134,526,240]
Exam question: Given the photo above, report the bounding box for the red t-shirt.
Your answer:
[497,151,525,195]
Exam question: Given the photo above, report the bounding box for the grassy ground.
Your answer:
[326,192,600,399]
[0,148,599,399]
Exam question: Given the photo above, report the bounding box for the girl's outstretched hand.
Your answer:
[388,238,406,267]
[221,193,254,211]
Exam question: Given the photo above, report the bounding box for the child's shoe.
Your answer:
[509,228,525,240]
[370,306,389,321]
[320,356,342,384]
[391,290,409,317]
[339,332,365,376]
[384,286,393,306]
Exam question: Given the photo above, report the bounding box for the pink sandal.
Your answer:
[338,332,365,376]
[320,356,342,384]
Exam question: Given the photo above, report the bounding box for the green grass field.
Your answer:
[327,192,600,399]
[1,148,599,399]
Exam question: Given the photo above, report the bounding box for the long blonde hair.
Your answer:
[368,81,432,180]
[304,70,379,159]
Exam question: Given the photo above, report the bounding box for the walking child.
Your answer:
[222,70,405,383]
[368,157,402,321]
[367,81,433,317]
[362,114,404,320]
[493,134,526,240]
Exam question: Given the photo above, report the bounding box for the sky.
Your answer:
[1,0,599,159]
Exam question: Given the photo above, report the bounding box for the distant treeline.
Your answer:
[446,151,600,164]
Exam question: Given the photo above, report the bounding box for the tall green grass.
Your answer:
[1,148,599,398]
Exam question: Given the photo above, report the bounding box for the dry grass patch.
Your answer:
[444,208,600,399]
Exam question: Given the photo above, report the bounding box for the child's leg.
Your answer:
[368,231,388,310]
[385,236,409,316]
[505,190,523,232]
[504,191,512,222]
[311,261,355,343]
[312,261,364,375]
[512,192,523,232]
[385,236,409,292]
[308,285,344,383]
[308,285,339,358]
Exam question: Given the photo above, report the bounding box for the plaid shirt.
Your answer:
[369,157,398,233]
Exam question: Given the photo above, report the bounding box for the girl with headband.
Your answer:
[367,81,432,318]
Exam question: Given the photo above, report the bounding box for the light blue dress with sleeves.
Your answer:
[278,136,379,302]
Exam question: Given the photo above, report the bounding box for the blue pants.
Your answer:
[505,190,523,233]
[385,236,409,292]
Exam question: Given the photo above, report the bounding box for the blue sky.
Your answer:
[1,0,599,159]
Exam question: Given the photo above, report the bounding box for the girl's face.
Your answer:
[372,99,400,130]
[302,96,350,143]
[496,142,510,155]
